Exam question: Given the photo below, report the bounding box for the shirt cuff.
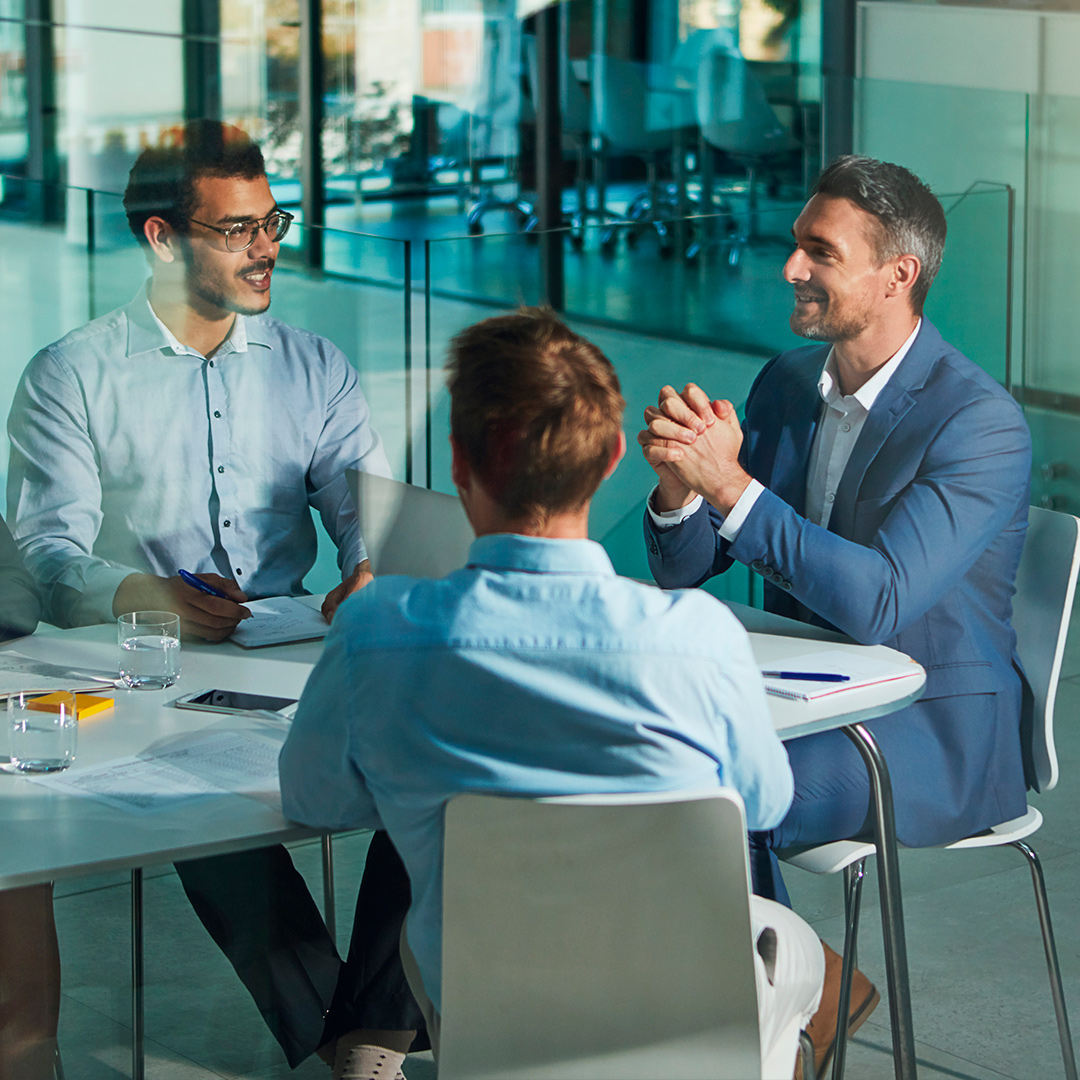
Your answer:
[717,479,765,541]
[647,488,704,527]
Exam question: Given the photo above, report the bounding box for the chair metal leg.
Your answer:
[799,1028,817,1080]
[833,858,867,1080]
[843,722,917,1080]
[1012,840,1078,1080]
[53,1046,65,1080]
[131,868,144,1080]
[322,834,337,944]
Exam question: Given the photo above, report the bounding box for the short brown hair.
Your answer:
[448,309,624,523]
[123,119,266,247]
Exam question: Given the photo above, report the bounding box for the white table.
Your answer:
[0,608,924,1080]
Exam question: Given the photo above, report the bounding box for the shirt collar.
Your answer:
[124,281,272,358]
[817,318,922,412]
[466,533,616,576]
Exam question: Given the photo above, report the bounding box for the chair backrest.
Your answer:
[347,471,474,579]
[1013,505,1080,792]
[593,55,687,152]
[439,789,761,1080]
[696,46,798,158]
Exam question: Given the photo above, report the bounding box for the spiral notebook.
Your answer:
[761,649,922,702]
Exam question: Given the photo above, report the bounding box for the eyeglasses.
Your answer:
[186,210,294,252]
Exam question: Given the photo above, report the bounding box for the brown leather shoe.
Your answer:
[796,940,880,1079]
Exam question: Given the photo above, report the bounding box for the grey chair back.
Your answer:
[1014,505,1080,791]
[438,789,762,1080]
[346,471,473,579]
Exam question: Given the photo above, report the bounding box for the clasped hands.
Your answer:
[638,383,752,516]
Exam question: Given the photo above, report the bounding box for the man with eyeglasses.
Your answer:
[6,122,424,1076]
[8,119,389,636]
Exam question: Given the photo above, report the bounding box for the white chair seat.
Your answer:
[783,841,874,876]
[943,805,1043,850]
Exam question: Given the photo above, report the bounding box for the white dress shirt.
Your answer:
[7,284,391,626]
[648,320,921,536]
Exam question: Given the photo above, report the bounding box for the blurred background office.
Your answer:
[3,0,1068,605]
[0,1,1078,1077]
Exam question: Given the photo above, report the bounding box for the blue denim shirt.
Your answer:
[280,533,793,1012]
[7,284,390,625]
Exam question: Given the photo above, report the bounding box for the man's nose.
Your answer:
[783,248,809,283]
[249,224,277,259]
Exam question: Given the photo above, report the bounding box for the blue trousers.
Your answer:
[749,726,875,907]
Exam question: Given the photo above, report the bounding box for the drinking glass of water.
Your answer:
[8,691,78,772]
[118,611,181,689]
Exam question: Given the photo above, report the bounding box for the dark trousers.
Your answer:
[175,831,427,1068]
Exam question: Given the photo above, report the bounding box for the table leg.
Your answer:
[842,723,918,1080]
[321,834,337,944]
[131,867,144,1080]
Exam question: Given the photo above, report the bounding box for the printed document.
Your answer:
[0,651,114,698]
[27,730,284,814]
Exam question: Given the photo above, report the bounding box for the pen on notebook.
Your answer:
[761,671,851,683]
[178,569,230,599]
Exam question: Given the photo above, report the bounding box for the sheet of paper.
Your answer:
[230,596,330,648]
[27,730,284,814]
[0,651,115,698]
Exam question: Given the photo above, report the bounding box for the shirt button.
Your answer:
[826,492,835,503]
[218,465,225,474]
[213,410,221,419]
[842,422,851,432]
[223,520,231,528]
[235,568,242,576]
[208,360,214,368]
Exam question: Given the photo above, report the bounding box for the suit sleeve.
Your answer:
[643,358,779,587]
[728,392,1031,644]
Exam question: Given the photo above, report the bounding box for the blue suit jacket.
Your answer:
[645,320,1033,846]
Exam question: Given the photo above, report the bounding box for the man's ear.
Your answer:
[143,216,179,264]
[887,253,921,301]
[450,434,471,496]
[601,430,627,481]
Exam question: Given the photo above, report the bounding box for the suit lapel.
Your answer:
[830,320,943,537]
[767,361,825,518]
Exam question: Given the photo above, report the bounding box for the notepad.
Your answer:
[229,597,330,648]
[761,649,922,701]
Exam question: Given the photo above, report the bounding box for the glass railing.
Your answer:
[0,172,1019,592]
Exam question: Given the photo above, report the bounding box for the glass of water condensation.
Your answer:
[8,691,78,772]
[118,611,181,689]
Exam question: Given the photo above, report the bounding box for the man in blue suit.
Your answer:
[639,156,1031,1072]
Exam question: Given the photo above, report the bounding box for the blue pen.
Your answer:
[762,671,851,682]
[178,569,230,599]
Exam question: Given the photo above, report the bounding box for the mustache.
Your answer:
[239,260,275,277]
[794,288,827,302]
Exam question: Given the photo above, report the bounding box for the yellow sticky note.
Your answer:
[26,692,115,721]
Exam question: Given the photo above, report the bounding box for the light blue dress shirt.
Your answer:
[6,285,390,625]
[280,533,793,1012]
